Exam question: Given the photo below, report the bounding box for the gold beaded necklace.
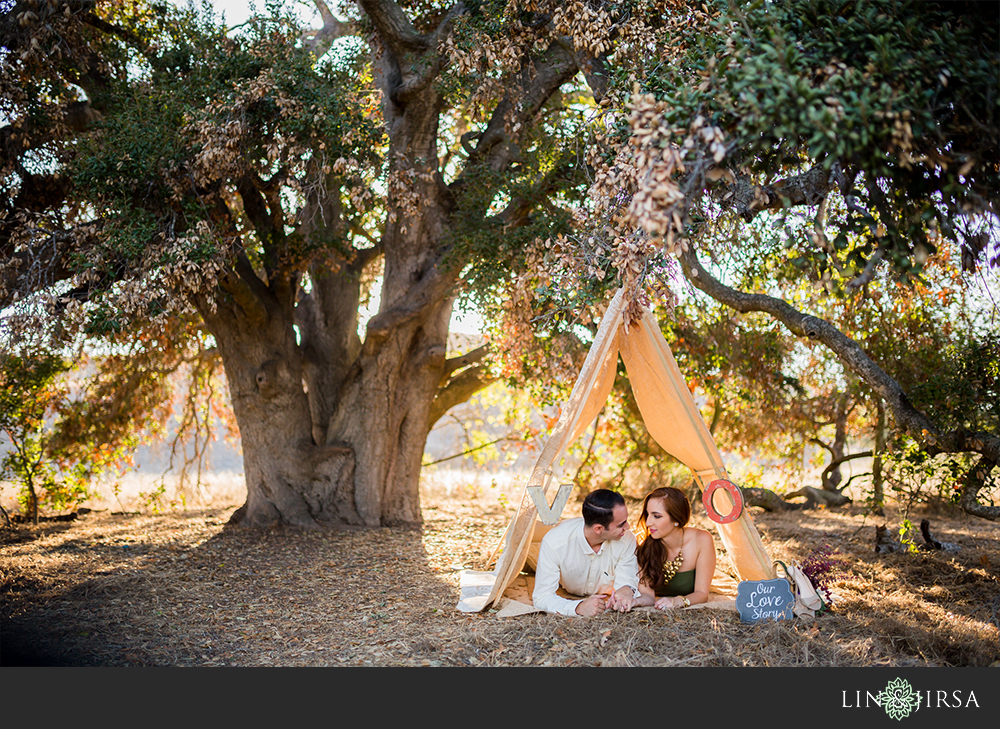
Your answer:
[661,528,684,586]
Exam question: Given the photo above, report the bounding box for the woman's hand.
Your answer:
[654,596,685,610]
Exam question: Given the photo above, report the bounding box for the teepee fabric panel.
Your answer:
[617,308,726,475]
[483,289,627,608]
[620,307,773,581]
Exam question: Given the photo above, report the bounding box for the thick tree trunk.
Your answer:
[325,296,453,525]
[202,212,458,529]
[205,287,454,528]
[201,286,360,529]
[314,46,457,525]
[201,42,462,528]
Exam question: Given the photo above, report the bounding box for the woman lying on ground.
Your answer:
[633,486,715,609]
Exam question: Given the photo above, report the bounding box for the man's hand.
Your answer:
[575,594,609,616]
[607,587,636,613]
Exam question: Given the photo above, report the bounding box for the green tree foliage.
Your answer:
[0,353,90,523]
[0,0,614,527]
[494,0,998,518]
[652,0,998,283]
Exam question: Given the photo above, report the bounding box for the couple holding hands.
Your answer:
[531,487,715,616]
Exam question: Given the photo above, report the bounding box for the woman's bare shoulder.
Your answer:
[688,527,714,548]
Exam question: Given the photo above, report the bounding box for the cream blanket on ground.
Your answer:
[458,566,739,617]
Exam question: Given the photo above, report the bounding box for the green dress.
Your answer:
[654,569,696,597]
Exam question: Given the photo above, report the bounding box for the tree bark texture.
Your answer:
[199,2,579,528]
[742,487,801,512]
[202,79,457,528]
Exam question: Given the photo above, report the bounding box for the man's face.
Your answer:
[603,504,630,542]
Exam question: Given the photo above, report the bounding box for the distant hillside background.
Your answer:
[1,330,544,513]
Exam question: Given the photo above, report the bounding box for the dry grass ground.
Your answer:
[1,479,999,668]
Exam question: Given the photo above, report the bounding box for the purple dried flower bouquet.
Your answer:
[799,545,843,604]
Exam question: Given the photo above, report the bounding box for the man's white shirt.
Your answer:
[531,517,640,616]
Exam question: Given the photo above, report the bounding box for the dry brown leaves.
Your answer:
[2,490,999,667]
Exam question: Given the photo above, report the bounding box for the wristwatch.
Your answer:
[682,596,691,608]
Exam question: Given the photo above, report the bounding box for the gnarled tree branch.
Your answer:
[820,450,872,492]
[357,0,429,57]
[362,258,459,353]
[960,456,999,521]
[461,42,579,175]
[440,343,489,382]
[391,3,469,106]
[677,244,1000,518]
[303,0,359,57]
[721,164,837,222]
[429,360,497,426]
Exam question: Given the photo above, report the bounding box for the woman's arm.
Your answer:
[633,580,657,607]
[686,529,716,606]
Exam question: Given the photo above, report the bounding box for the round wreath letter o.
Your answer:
[702,480,744,524]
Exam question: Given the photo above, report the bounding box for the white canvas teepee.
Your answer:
[458,287,773,614]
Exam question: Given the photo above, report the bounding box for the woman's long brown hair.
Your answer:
[635,487,691,590]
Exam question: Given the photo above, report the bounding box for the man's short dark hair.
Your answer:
[582,489,625,528]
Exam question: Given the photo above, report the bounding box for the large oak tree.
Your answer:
[1,0,625,527]
[3,0,997,527]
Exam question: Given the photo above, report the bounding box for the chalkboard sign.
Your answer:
[736,578,795,623]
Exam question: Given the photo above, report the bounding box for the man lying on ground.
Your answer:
[531,489,640,616]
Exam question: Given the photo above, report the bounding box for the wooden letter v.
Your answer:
[527,483,573,525]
